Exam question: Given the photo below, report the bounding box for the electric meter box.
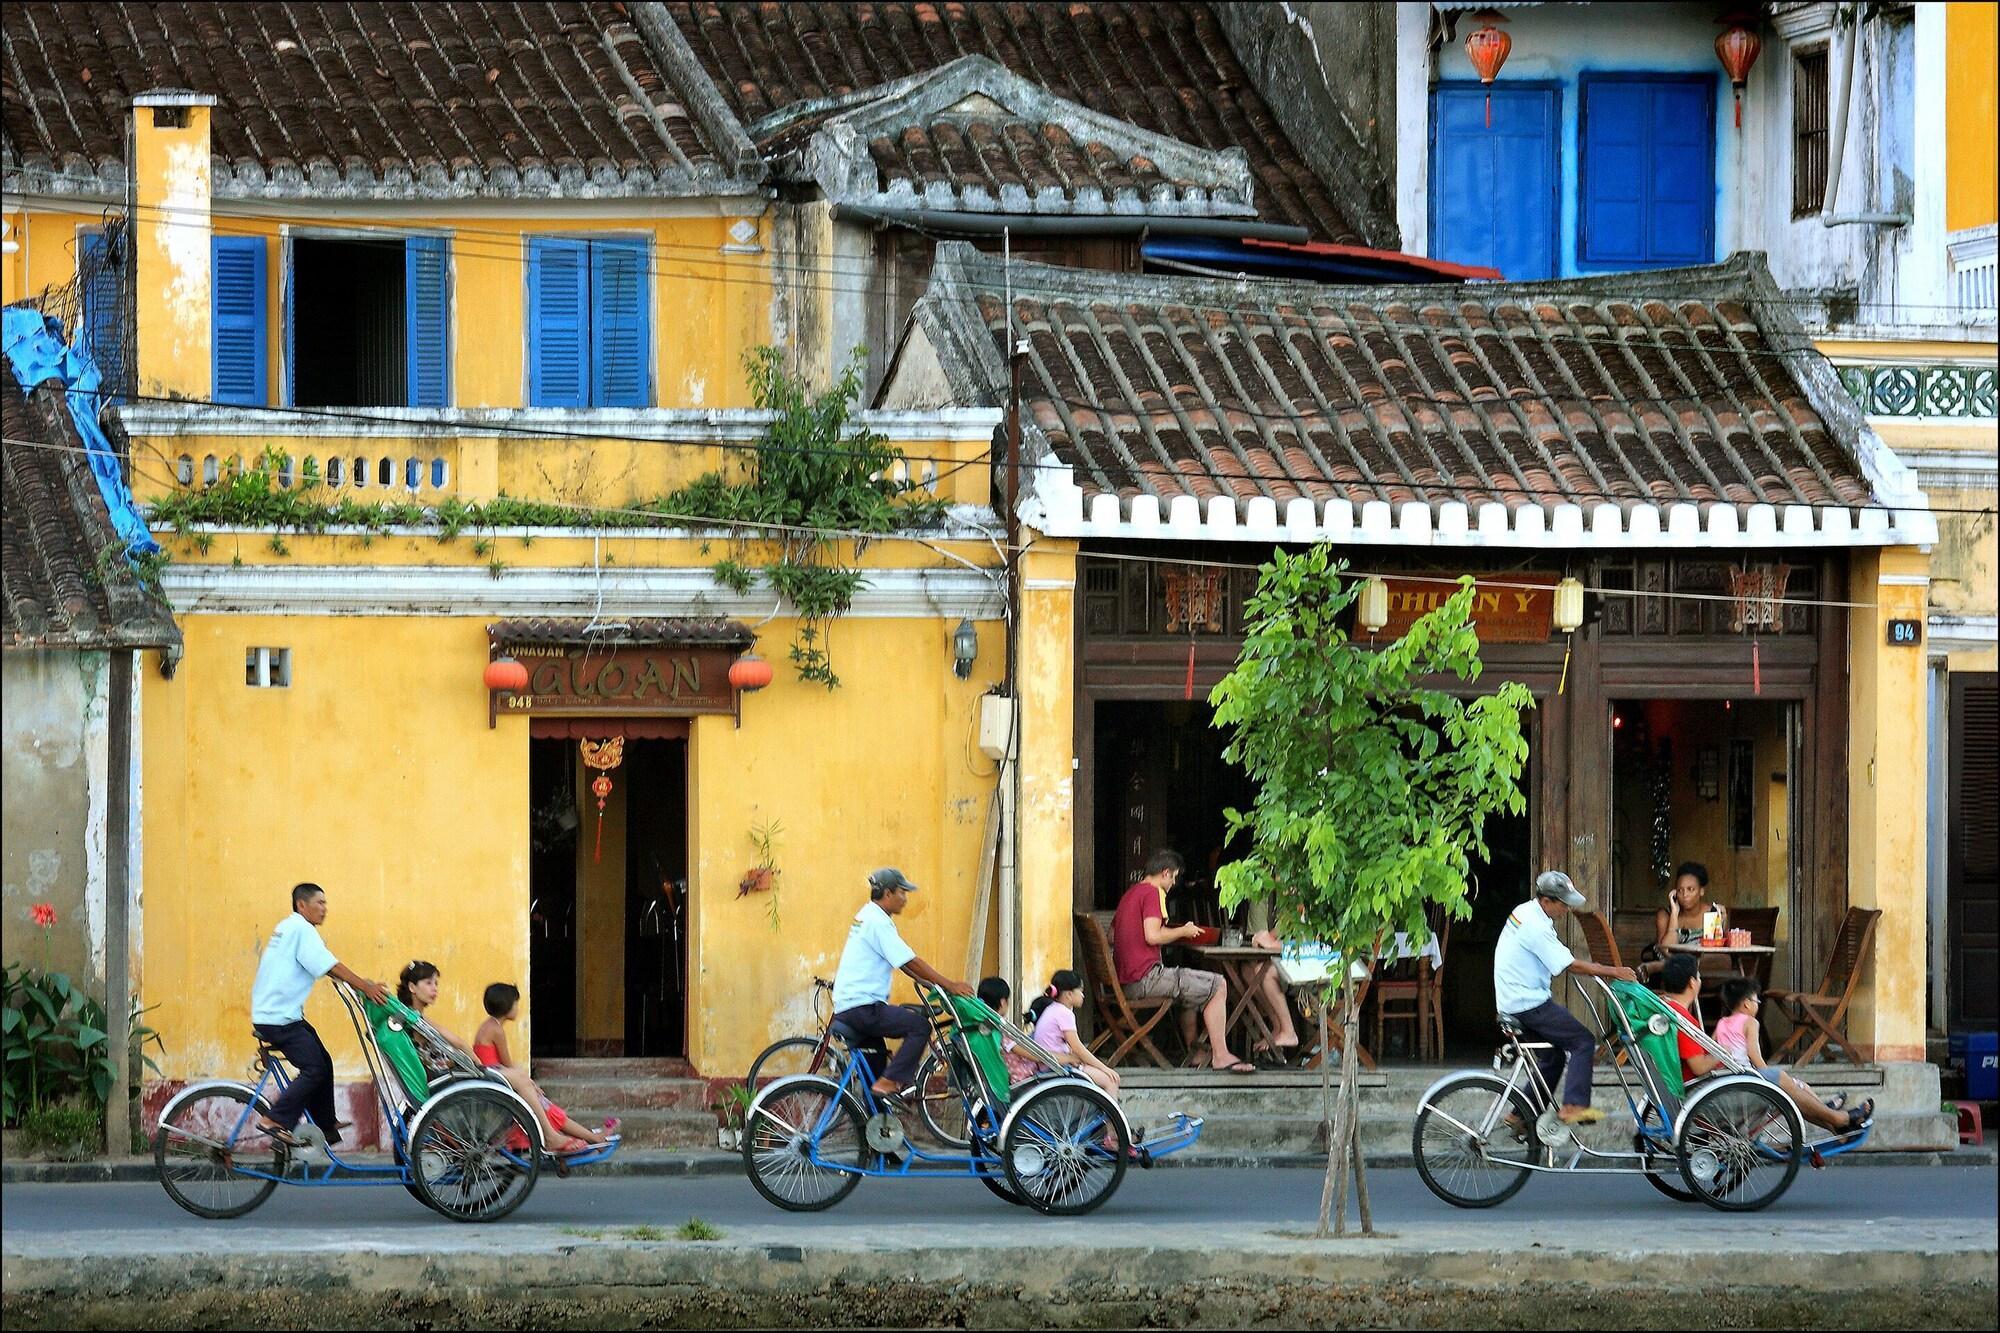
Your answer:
[978,694,1017,760]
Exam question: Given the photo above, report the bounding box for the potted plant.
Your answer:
[713,1083,753,1150]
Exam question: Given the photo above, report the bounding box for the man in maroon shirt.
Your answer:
[1112,851,1255,1073]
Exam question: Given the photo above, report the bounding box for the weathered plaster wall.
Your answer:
[132,104,213,402]
[1015,540,1079,996]
[2,651,110,991]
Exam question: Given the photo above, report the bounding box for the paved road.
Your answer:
[5,1164,1994,1236]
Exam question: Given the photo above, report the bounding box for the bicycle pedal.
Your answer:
[1808,1147,1826,1170]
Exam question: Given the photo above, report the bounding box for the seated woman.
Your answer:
[471,982,615,1148]
[1655,954,1870,1134]
[386,961,591,1153]
[1643,862,1724,978]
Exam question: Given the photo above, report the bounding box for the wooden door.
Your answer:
[1949,672,1998,1029]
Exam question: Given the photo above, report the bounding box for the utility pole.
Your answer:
[999,228,1027,993]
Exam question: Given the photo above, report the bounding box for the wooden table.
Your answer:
[1182,944,1285,1062]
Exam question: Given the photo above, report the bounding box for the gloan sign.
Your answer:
[494,645,738,716]
[1378,573,1558,643]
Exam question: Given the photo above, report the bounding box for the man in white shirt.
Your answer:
[1493,871,1635,1125]
[249,882,389,1147]
[830,868,972,1098]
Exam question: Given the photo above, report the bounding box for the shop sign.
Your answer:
[1379,573,1558,643]
[494,644,738,716]
[1886,619,1922,647]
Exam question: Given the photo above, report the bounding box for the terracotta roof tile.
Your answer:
[906,245,1889,524]
[2,368,179,650]
[2,2,759,199]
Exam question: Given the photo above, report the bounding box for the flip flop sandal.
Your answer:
[257,1125,305,1149]
[1218,1061,1258,1075]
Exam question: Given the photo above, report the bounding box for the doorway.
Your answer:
[528,734,689,1058]
[1089,700,1256,916]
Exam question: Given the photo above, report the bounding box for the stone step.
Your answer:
[555,1107,719,1149]
[535,1077,712,1112]
[531,1057,696,1079]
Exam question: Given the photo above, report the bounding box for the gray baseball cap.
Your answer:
[1533,870,1588,909]
[868,867,919,893]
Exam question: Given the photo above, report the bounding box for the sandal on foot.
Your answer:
[1214,1060,1258,1075]
[257,1124,304,1149]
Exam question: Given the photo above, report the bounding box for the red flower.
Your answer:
[29,902,57,929]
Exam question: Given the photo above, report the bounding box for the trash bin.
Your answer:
[1967,1033,2000,1102]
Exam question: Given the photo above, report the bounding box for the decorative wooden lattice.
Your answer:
[1162,566,1226,634]
[1728,564,1792,634]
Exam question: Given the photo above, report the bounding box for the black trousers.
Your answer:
[832,1002,929,1087]
[1513,1000,1597,1110]
[253,1019,340,1143]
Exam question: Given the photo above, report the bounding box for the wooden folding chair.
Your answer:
[1767,906,1881,1067]
[1074,911,1175,1069]
[1574,910,1629,1065]
[1371,955,1423,1061]
[1613,908,1658,969]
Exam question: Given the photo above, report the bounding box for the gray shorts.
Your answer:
[1123,964,1222,1007]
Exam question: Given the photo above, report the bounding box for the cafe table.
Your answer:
[1181,943,1285,1064]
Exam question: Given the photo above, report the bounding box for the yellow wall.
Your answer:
[139,552,1008,1081]
[1844,545,1931,1063]
[0,205,775,411]
[1015,540,1080,995]
[1946,0,1999,232]
[140,614,530,1081]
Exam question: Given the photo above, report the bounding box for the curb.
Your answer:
[6,1144,1993,1185]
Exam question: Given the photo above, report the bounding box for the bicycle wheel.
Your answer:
[913,1050,972,1149]
[1632,1099,1701,1203]
[1676,1079,1802,1212]
[748,1035,849,1086]
[408,1086,541,1222]
[1412,1073,1539,1209]
[743,1076,867,1212]
[155,1083,283,1219]
[1001,1081,1128,1216]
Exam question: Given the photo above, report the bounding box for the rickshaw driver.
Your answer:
[830,868,974,1102]
[1495,871,1636,1126]
[249,882,390,1147]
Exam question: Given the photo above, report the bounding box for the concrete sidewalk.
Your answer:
[4,1213,1995,1329]
[7,1141,1993,1185]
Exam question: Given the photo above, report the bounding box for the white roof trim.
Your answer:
[114,404,1004,443]
[156,563,1005,620]
[1020,463,1939,549]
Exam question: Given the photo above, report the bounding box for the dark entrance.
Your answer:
[1948,672,1998,1030]
[1090,700,1256,915]
[528,734,688,1059]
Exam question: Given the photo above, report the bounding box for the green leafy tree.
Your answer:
[1211,547,1532,1237]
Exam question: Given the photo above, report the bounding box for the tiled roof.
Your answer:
[2,371,179,650]
[667,1,1374,243]
[487,617,754,648]
[895,244,1935,549]
[772,56,1255,218]
[1,2,761,199]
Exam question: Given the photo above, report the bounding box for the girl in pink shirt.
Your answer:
[1714,978,1844,1111]
[1025,970,1121,1099]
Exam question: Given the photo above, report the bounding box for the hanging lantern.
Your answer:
[1554,576,1585,696]
[580,735,626,864]
[1714,14,1762,129]
[1357,576,1390,636]
[728,653,774,693]
[483,654,529,693]
[1463,9,1513,128]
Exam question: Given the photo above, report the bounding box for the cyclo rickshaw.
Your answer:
[1413,977,1871,1213]
[153,980,620,1221]
[743,978,1203,1215]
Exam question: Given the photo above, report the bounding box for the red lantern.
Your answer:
[1714,16,1762,129]
[728,653,774,693]
[1463,9,1513,128]
[483,655,529,693]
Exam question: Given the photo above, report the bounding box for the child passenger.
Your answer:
[1024,970,1122,1099]
[1712,976,1850,1122]
[472,982,616,1147]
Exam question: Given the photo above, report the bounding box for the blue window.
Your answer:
[1578,74,1716,269]
[212,235,268,406]
[283,235,451,408]
[1430,84,1560,281]
[527,236,651,408]
[78,229,130,399]
[405,236,451,408]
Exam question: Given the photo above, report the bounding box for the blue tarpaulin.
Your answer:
[3,305,159,559]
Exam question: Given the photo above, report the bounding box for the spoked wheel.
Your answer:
[914,1050,972,1150]
[407,1087,541,1222]
[1000,1081,1128,1216]
[155,1084,283,1219]
[1412,1073,1540,1209]
[743,1076,867,1212]
[1675,1079,1803,1212]
[1633,1099,1701,1203]
[747,1035,850,1086]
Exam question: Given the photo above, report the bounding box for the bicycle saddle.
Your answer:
[828,1018,863,1043]
[1496,1013,1524,1036]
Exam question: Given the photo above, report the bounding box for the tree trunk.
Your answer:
[1348,963,1374,1235]
[1314,984,1337,1237]
[1333,968,1362,1235]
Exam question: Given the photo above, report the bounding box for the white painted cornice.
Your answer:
[115,403,1004,443]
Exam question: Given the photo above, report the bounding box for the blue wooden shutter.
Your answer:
[211,235,267,405]
[590,238,650,408]
[1580,76,1715,269]
[79,230,128,398]
[405,235,450,407]
[1430,85,1559,280]
[527,237,590,408]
